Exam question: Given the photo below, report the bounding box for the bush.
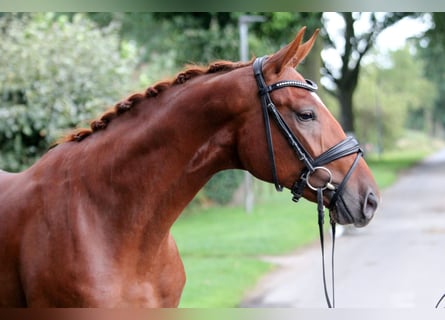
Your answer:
[0,13,137,171]
[203,170,244,205]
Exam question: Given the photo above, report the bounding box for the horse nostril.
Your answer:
[363,191,379,219]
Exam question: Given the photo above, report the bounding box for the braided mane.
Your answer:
[54,59,252,146]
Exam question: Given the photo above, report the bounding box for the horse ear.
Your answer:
[267,27,320,74]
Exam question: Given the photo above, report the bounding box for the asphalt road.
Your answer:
[241,148,445,308]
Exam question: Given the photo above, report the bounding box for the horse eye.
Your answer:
[296,111,315,122]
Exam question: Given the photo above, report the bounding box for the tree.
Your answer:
[419,13,445,135]
[252,12,324,83]
[150,13,324,67]
[150,13,240,65]
[321,12,417,133]
[354,46,436,150]
[0,13,137,171]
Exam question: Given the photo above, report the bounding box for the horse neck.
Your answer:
[62,67,251,244]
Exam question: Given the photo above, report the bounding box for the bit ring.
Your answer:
[306,167,335,191]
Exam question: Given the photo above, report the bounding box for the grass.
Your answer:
[367,130,444,189]
[172,191,319,307]
[171,130,444,308]
[367,152,426,189]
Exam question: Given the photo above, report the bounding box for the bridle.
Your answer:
[253,56,363,207]
[253,56,363,308]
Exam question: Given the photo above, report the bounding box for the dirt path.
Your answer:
[241,149,445,308]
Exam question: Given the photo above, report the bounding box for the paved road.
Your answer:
[241,149,445,308]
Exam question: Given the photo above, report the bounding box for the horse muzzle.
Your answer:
[331,188,380,227]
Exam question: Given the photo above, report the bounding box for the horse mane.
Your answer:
[53,59,252,147]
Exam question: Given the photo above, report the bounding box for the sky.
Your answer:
[375,14,432,51]
[321,13,432,72]
[323,12,431,51]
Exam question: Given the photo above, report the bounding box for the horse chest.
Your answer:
[17,223,185,307]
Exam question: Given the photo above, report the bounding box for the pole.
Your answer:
[239,15,265,213]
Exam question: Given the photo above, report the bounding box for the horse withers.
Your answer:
[0,27,380,307]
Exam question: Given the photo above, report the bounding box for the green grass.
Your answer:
[367,130,444,189]
[172,191,319,307]
[177,257,270,307]
[171,131,444,308]
[367,151,426,189]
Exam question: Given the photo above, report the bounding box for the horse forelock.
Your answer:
[52,59,251,147]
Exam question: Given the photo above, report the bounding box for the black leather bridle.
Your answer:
[253,56,364,308]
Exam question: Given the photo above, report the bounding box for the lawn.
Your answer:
[172,192,319,307]
[171,131,443,307]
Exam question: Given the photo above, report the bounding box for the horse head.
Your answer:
[237,27,380,227]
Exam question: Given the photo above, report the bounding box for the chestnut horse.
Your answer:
[0,27,380,307]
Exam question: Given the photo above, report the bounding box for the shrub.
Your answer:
[0,13,137,171]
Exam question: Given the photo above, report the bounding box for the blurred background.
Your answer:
[1,12,444,307]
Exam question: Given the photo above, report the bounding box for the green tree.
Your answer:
[419,13,445,135]
[354,46,436,151]
[151,13,323,66]
[0,13,137,171]
[251,12,323,83]
[322,12,418,133]
[86,13,325,83]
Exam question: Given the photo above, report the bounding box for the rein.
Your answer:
[253,56,363,308]
[436,293,445,308]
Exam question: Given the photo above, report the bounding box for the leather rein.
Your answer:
[253,56,363,308]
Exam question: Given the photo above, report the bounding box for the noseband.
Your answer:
[253,56,363,307]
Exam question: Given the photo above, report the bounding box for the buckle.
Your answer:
[291,173,308,202]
